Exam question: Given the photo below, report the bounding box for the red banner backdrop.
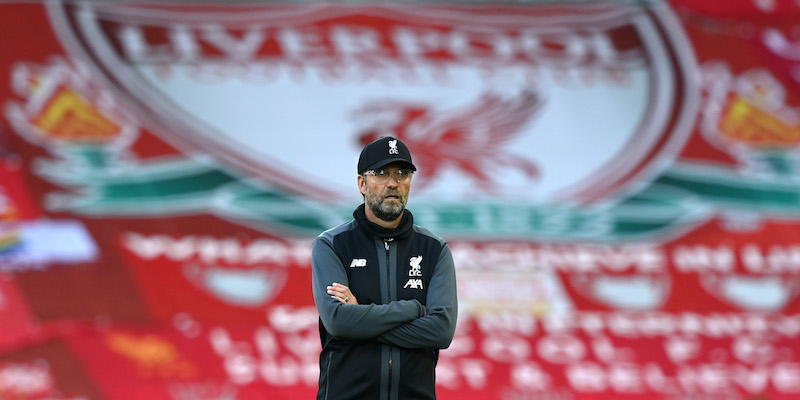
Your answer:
[3,1,800,399]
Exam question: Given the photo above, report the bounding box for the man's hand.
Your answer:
[327,282,357,305]
[328,282,426,317]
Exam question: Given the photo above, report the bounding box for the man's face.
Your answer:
[359,164,412,222]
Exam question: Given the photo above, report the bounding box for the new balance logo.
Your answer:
[404,278,423,289]
[350,259,367,268]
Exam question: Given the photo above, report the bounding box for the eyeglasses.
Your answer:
[362,168,414,184]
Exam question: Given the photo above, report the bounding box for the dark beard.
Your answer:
[368,201,404,222]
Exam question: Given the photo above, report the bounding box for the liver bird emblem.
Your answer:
[354,91,544,191]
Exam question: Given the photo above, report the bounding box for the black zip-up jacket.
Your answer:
[312,205,458,400]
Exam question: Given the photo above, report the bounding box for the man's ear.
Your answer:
[357,175,366,195]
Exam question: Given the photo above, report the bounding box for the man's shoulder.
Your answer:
[411,224,447,246]
[316,219,359,243]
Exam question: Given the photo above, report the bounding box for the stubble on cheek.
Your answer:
[366,187,406,222]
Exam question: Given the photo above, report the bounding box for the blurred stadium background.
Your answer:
[2,0,800,399]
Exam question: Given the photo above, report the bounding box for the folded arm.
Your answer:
[377,243,458,349]
[311,236,425,339]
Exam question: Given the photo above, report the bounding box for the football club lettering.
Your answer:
[409,256,423,276]
[405,256,424,289]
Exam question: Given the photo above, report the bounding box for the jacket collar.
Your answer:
[353,204,414,240]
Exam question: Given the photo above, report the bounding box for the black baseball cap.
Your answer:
[357,136,417,174]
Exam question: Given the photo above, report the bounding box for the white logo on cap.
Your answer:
[388,140,399,155]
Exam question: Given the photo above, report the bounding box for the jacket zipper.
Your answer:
[384,239,392,301]
[384,238,393,400]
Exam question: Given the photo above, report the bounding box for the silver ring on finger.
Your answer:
[345,296,349,302]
